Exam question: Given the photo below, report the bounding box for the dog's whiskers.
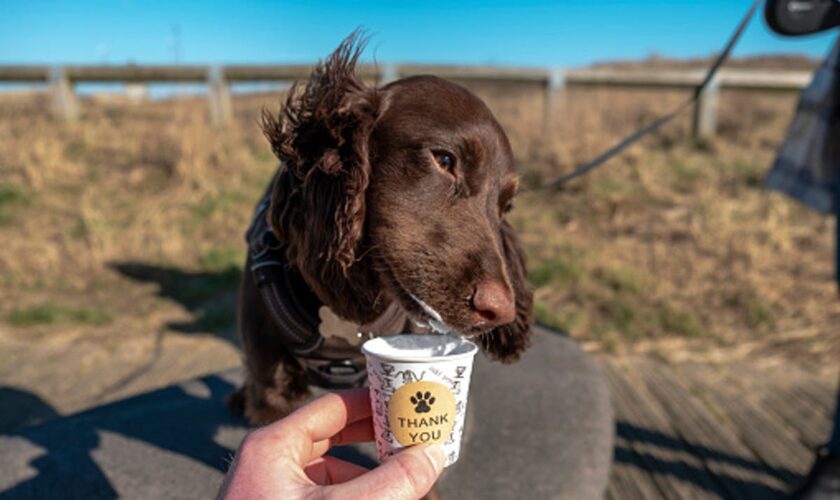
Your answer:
[354,243,379,262]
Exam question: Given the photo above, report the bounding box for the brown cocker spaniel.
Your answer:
[231,33,534,426]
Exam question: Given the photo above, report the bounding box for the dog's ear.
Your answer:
[260,32,383,321]
[261,31,379,277]
[479,220,534,363]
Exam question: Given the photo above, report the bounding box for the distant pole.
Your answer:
[208,66,232,127]
[125,83,149,103]
[171,24,182,65]
[380,63,399,85]
[543,67,565,136]
[167,25,182,99]
[49,66,78,121]
[693,74,720,140]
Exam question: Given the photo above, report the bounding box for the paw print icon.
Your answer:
[410,391,435,413]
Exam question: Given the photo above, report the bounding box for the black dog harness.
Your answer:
[246,193,409,389]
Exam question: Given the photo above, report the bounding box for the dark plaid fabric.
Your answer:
[766,39,840,214]
[767,39,840,451]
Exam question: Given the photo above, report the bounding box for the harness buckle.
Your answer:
[307,359,368,389]
[251,229,282,262]
[319,359,362,376]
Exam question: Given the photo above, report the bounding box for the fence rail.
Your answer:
[0,63,814,137]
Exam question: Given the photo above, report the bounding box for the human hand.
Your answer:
[218,388,445,500]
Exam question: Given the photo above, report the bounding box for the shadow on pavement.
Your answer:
[0,374,244,499]
[613,419,800,498]
[109,261,242,349]
[0,387,61,434]
[12,309,788,497]
[0,374,376,499]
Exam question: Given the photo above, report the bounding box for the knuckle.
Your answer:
[329,429,345,446]
[237,431,265,459]
[306,488,328,500]
[241,429,262,448]
[391,450,436,494]
[238,426,282,460]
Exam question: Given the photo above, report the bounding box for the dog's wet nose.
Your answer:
[470,280,515,328]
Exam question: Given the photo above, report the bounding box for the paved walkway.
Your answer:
[605,356,836,499]
[1,327,835,499]
[0,328,614,499]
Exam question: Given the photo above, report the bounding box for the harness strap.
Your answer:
[251,236,324,355]
[245,193,408,390]
[247,197,323,355]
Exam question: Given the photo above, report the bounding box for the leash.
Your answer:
[242,1,765,389]
[542,0,764,190]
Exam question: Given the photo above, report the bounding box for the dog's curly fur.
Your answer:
[232,32,534,426]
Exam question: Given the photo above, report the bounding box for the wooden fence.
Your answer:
[0,63,814,138]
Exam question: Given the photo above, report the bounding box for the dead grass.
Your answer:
[0,77,837,369]
[509,86,839,364]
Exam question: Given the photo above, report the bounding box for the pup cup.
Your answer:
[362,334,478,468]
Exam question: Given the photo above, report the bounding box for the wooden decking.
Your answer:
[602,356,836,499]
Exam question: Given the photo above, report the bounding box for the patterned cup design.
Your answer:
[362,335,477,468]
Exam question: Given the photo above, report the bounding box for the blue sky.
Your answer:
[1,1,837,68]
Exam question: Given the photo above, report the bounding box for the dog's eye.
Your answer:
[432,151,456,173]
[501,199,514,216]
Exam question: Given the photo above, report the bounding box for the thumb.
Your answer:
[325,445,445,500]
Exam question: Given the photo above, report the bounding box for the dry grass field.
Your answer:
[1,68,838,422]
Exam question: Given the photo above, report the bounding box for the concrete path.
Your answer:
[0,328,614,499]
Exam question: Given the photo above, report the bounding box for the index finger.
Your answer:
[268,388,372,445]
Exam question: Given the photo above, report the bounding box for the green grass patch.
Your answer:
[69,218,89,241]
[597,266,643,294]
[189,190,248,219]
[672,160,704,193]
[0,183,31,225]
[0,184,27,205]
[7,303,113,327]
[724,290,774,330]
[727,159,763,187]
[655,307,703,338]
[528,255,583,288]
[251,149,275,163]
[200,246,244,271]
[519,168,544,190]
[595,177,630,196]
[63,139,88,161]
[688,137,713,152]
[745,299,773,329]
[534,302,573,332]
[601,296,637,336]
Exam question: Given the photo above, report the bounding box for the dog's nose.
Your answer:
[470,280,515,328]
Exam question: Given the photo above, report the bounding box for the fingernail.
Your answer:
[423,444,445,473]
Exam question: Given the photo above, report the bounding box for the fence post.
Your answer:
[543,67,565,136]
[692,74,720,140]
[49,66,78,121]
[379,63,399,85]
[125,83,149,103]
[208,66,232,127]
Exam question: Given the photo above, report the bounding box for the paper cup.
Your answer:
[362,334,478,468]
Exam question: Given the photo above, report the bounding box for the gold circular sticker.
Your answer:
[388,381,456,446]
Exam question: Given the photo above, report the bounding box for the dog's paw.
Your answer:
[410,391,435,414]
